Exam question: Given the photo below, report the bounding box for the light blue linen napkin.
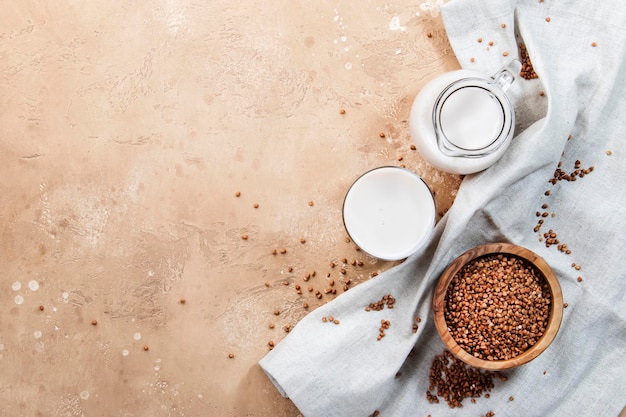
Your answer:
[260,0,626,415]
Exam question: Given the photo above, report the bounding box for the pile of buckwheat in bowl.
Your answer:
[433,243,563,370]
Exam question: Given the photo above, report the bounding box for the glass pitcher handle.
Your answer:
[492,59,522,92]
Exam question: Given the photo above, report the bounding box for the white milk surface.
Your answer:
[440,86,504,150]
[342,167,436,261]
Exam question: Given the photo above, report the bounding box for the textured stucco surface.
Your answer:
[0,2,461,415]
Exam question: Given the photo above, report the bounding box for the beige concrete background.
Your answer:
[0,2,463,416]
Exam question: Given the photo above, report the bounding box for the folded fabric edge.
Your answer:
[258,359,289,398]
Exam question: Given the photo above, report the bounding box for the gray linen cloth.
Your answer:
[259,0,626,415]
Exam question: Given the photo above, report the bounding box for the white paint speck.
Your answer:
[28,280,39,291]
[419,0,445,17]
[389,16,407,31]
[340,36,347,42]
[164,0,188,36]
[80,390,90,400]
[14,295,24,305]
[11,281,21,291]
[33,330,42,339]
[147,270,155,277]
[198,394,203,399]
[395,49,402,55]
[122,349,129,356]
[345,62,353,70]
[154,365,161,371]
[62,292,69,303]
[133,332,141,341]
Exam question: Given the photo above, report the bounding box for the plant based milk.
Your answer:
[440,86,504,151]
[410,61,521,174]
[342,167,435,261]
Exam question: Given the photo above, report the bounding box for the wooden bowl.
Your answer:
[433,243,563,370]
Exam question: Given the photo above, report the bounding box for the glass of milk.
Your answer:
[342,166,436,261]
[410,60,521,174]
